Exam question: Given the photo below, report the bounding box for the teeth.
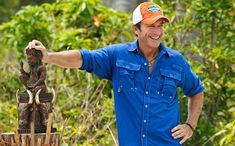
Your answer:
[150,36,160,40]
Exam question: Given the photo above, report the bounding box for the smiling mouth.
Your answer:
[150,36,160,40]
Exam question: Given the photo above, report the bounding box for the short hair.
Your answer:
[135,22,141,31]
[134,22,141,37]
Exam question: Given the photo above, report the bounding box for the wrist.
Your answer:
[185,123,195,132]
[43,52,50,63]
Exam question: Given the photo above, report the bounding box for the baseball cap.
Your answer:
[132,2,170,25]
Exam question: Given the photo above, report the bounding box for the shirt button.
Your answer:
[157,91,160,94]
[145,105,148,108]
[145,91,149,95]
[142,134,146,138]
[148,77,151,80]
[144,62,147,66]
[161,94,164,96]
[144,120,147,123]
[170,96,172,98]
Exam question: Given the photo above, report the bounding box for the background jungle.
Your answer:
[0,0,234,145]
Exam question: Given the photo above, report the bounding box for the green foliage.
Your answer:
[0,5,52,60]
[0,63,19,133]
[158,0,235,145]
[0,0,234,145]
[0,0,56,23]
[0,0,19,23]
[0,0,132,145]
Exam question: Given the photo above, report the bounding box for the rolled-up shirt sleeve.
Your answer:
[180,59,204,97]
[79,47,114,80]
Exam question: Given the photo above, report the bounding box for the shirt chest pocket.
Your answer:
[159,68,181,102]
[116,60,141,92]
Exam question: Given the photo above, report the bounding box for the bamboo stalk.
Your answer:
[14,128,19,144]
[38,137,42,146]
[22,135,26,146]
[45,113,53,144]
[30,120,35,146]
[10,137,14,144]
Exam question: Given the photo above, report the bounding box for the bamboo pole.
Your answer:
[45,113,53,145]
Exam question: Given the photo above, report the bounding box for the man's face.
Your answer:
[133,19,165,50]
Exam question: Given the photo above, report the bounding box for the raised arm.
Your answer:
[25,40,83,68]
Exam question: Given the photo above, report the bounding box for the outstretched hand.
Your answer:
[171,124,193,144]
[24,40,48,62]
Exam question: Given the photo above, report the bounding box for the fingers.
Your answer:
[172,128,185,139]
[30,40,42,49]
[24,40,44,51]
[171,125,184,138]
[24,40,48,61]
[32,40,43,47]
[180,137,187,144]
[24,40,46,56]
[171,124,193,144]
[171,125,181,133]
[34,46,44,50]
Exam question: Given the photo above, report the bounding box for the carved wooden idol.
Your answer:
[0,48,60,146]
[17,48,56,133]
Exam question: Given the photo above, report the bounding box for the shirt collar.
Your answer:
[128,40,173,57]
[128,40,139,52]
[159,43,173,57]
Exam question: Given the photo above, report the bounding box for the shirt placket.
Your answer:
[141,61,151,146]
[141,50,166,146]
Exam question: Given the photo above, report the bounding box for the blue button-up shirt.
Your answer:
[80,40,204,146]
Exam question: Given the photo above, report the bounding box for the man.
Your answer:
[25,2,204,146]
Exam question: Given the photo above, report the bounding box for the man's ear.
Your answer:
[132,25,138,36]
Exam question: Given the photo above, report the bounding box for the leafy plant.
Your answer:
[0,0,234,145]
[0,0,132,145]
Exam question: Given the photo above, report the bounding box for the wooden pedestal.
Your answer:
[0,132,60,146]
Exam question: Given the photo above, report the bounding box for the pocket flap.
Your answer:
[116,60,141,71]
[160,68,181,81]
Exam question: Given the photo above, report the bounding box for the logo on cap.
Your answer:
[148,6,160,12]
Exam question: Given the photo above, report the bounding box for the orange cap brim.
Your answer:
[142,16,170,24]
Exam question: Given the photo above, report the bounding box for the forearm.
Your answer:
[44,50,83,68]
[186,92,204,129]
